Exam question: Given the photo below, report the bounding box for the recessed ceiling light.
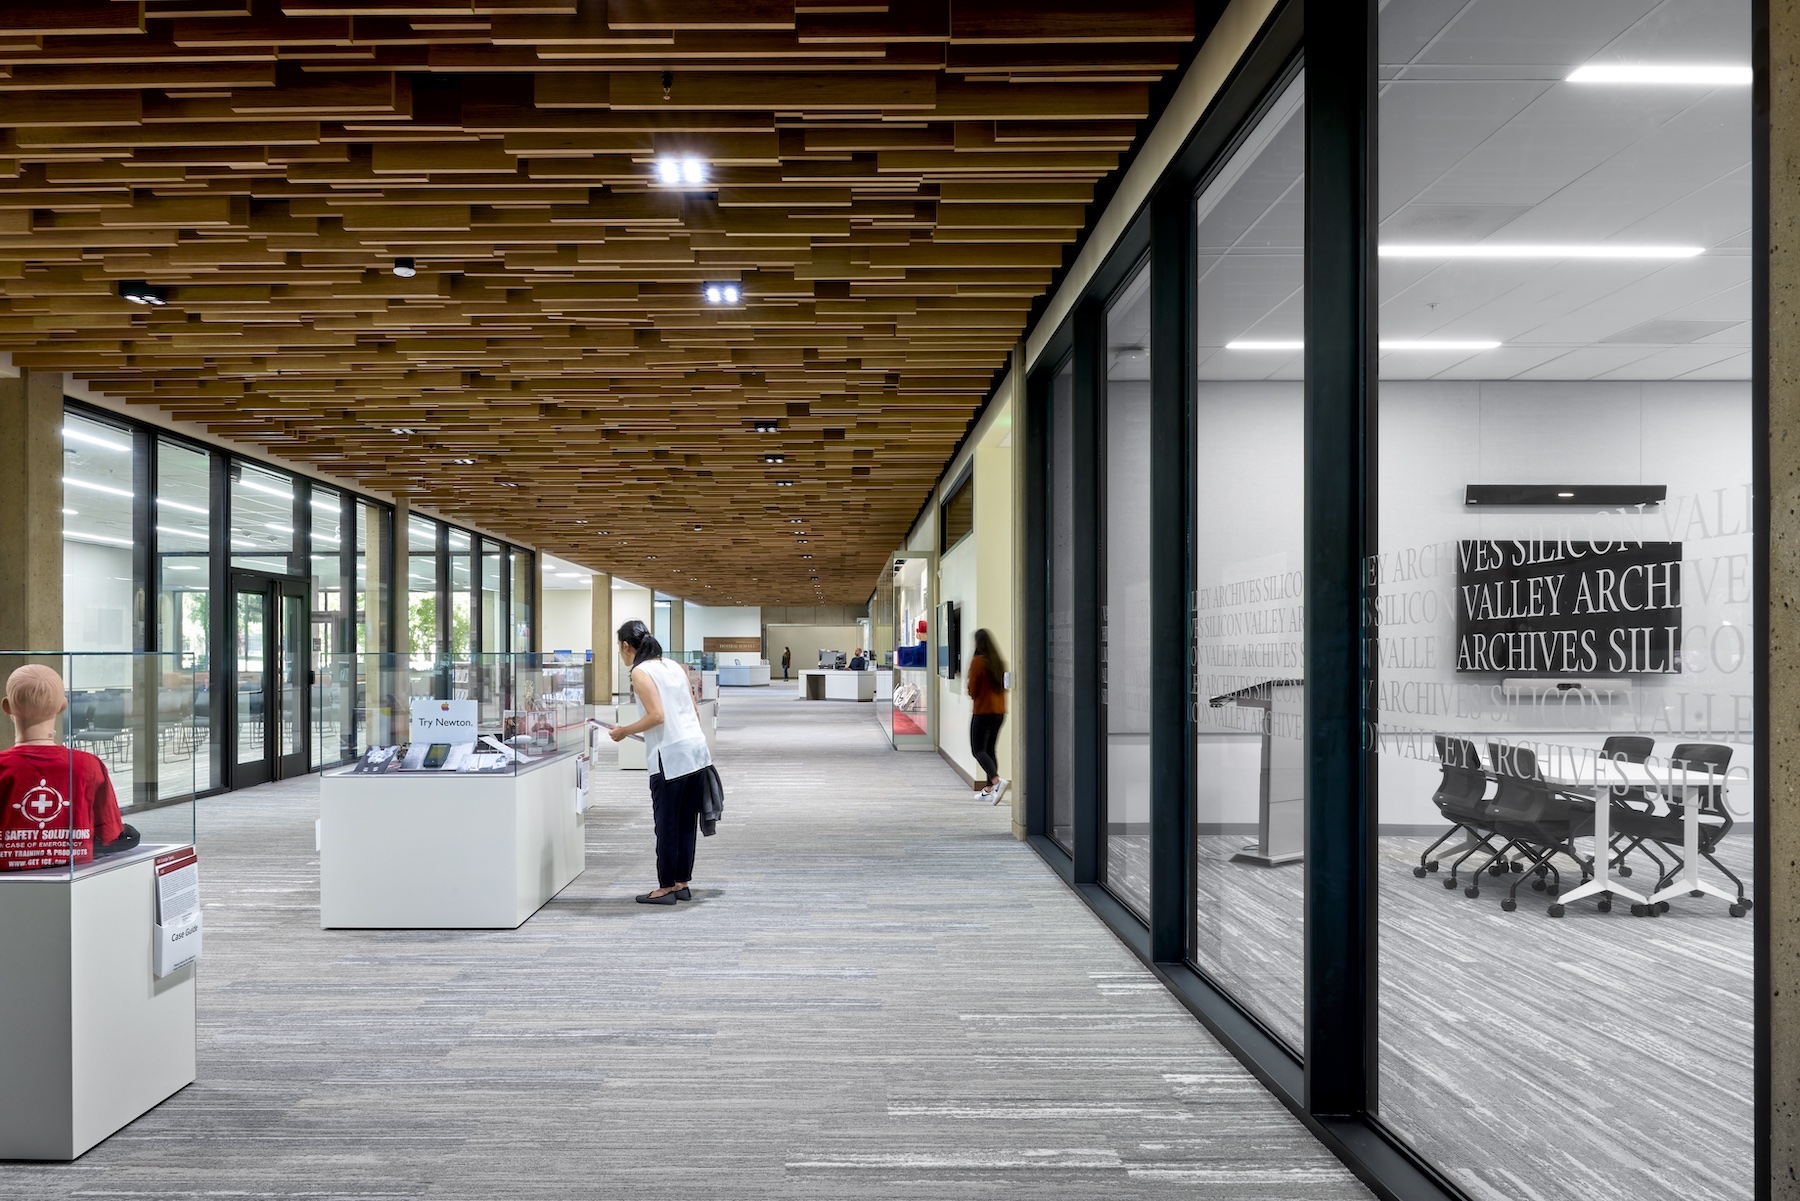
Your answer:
[392,257,417,278]
[797,539,808,544]
[1566,64,1751,86]
[575,518,587,524]
[392,427,416,435]
[499,481,518,487]
[647,554,657,559]
[789,517,803,523]
[764,454,785,464]
[656,156,707,186]
[1379,244,1704,259]
[118,280,167,306]
[776,480,793,487]
[753,421,778,434]
[1557,491,1575,498]
[451,457,475,465]
[693,524,703,531]
[704,281,742,305]
[801,554,812,559]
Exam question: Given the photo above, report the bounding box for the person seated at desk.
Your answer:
[849,649,868,672]
[0,665,138,872]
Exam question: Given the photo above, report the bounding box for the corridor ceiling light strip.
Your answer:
[238,480,294,500]
[1567,64,1751,86]
[156,525,207,541]
[62,426,130,454]
[64,475,133,498]
[64,529,133,546]
[156,496,208,515]
[1226,340,1503,350]
[1380,243,1703,259]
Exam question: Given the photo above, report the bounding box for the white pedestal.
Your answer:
[699,670,719,701]
[697,698,717,753]
[799,669,878,701]
[0,846,197,1160]
[318,754,586,929]
[718,662,771,687]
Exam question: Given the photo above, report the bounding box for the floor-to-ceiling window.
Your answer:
[310,485,348,769]
[155,438,215,795]
[1101,263,1154,917]
[511,547,534,652]
[1370,3,1754,1198]
[447,527,473,656]
[230,463,296,576]
[481,538,503,654]
[1189,72,1308,1049]
[407,516,439,662]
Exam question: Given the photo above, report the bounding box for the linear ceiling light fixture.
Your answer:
[1567,64,1751,86]
[1226,340,1502,350]
[62,426,130,453]
[1379,244,1704,259]
[704,282,741,305]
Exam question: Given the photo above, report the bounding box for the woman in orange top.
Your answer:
[965,628,1009,803]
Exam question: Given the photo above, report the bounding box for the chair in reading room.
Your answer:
[1610,742,1750,917]
[1416,735,1503,888]
[1485,741,1596,917]
[1594,735,1663,881]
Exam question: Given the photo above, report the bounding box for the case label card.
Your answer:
[410,698,478,741]
[153,847,201,979]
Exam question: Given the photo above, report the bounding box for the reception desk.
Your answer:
[799,669,877,702]
[718,661,771,687]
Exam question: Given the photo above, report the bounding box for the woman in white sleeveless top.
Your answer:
[608,620,713,905]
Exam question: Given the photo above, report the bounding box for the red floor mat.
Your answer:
[892,710,927,737]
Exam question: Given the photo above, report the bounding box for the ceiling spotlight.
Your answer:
[693,524,703,531]
[391,427,416,435]
[657,156,707,186]
[575,519,587,524]
[776,480,793,487]
[596,529,611,535]
[790,517,804,523]
[499,481,518,488]
[392,257,417,278]
[801,554,813,560]
[451,457,475,465]
[119,280,167,306]
[753,421,778,434]
[764,454,785,464]
[703,281,741,305]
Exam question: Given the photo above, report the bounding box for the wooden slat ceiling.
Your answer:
[0,0,1195,605]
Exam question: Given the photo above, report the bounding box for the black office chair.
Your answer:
[1610,742,1750,917]
[1415,736,1499,884]
[1485,741,1595,917]
[1597,735,1661,880]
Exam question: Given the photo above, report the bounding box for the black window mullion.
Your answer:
[1024,371,1051,842]
[1070,296,1104,886]
[1148,181,1192,965]
[1302,0,1378,1119]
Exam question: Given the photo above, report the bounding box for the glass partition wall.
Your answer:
[1369,2,1756,1199]
[50,402,534,806]
[1021,4,1765,1200]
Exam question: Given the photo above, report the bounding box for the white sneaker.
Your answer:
[974,785,994,802]
[990,779,1009,805]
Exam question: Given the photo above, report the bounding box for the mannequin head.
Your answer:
[3,664,68,743]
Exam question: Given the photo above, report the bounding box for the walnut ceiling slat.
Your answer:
[0,0,1195,605]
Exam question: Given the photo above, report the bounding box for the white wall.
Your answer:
[612,583,654,693]
[935,433,1018,785]
[683,604,761,655]
[1187,380,1756,827]
[540,588,592,655]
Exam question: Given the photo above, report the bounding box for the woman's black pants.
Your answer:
[650,770,704,887]
[970,713,1005,785]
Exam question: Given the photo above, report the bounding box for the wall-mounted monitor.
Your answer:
[937,600,961,679]
[1455,540,1682,676]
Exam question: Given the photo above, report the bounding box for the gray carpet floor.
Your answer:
[1111,827,1754,1201]
[1,684,1368,1200]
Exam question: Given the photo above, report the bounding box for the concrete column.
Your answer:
[391,498,410,658]
[1768,8,1798,1194]
[0,370,65,752]
[668,597,685,657]
[589,572,613,701]
[0,369,65,653]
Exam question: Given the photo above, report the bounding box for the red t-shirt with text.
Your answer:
[0,745,124,872]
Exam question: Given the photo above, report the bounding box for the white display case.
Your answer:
[318,750,585,929]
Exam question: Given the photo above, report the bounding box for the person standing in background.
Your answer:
[781,647,791,680]
[966,629,1009,804]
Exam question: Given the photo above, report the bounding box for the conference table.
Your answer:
[1538,753,1731,910]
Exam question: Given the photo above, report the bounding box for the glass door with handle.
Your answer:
[230,571,310,787]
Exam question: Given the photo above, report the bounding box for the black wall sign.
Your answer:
[1455,540,1683,676]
